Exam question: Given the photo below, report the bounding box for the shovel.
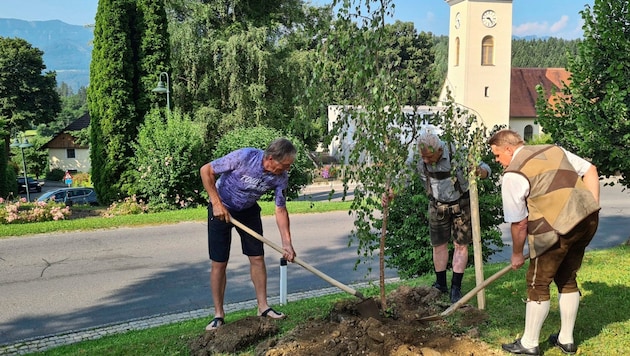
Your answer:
[419,261,516,321]
[229,216,381,318]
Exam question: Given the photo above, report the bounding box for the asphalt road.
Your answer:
[0,208,394,345]
[1,180,628,345]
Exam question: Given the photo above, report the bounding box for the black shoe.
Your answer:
[501,339,540,355]
[549,333,577,354]
[432,281,448,293]
[450,286,462,303]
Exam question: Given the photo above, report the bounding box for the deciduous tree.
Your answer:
[311,1,503,308]
[0,36,60,197]
[311,0,435,308]
[167,0,323,151]
[536,0,630,188]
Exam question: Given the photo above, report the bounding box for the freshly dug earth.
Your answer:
[189,285,505,355]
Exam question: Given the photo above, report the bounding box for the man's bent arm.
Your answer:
[275,206,295,261]
[510,218,528,270]
[200,163,229,221]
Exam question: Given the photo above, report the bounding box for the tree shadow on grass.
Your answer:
[573,281,630,344]
[463,248,629,354]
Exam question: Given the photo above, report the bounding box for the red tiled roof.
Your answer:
[510,68,571,118]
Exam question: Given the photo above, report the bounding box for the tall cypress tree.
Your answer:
[88,0,169,204]
[136,0,171,118]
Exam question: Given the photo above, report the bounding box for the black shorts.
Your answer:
[207,203,263,262]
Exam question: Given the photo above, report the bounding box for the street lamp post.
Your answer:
[10,137,33,202]
[152,72,170,112]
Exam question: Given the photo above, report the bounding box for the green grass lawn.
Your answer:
[27,245,630,356]
[476,245,630,355]
[0,200,353,238]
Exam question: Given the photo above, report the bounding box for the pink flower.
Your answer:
[322,166,330,179]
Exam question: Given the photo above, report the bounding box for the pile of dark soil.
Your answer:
[189,285,504,355]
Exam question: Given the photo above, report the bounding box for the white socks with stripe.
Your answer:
[558,291,580,344]
[520,300,550,348]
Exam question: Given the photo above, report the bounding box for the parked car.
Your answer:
[17,177,43,193]
[37,187,98,206]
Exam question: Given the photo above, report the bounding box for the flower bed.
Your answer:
[0,198,71,224]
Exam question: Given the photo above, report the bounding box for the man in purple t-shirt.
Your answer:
[200,138,297,331]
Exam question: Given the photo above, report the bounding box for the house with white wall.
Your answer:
[43,113,91,173]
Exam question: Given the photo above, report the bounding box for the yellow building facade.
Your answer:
[440,0,513,130]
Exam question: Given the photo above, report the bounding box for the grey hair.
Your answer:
[264,138,297,161]
[418,132,442,152]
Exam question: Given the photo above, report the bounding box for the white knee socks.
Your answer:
[558,291,580,344]
[520,300,550,348]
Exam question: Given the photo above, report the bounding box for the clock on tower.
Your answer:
[481,9,497,27]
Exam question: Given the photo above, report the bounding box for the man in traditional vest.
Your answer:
[489,129,600,355]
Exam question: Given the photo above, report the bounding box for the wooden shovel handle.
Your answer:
[229,216,366,300]
[438,262,514,318]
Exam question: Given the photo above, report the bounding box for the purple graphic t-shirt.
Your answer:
[210,148,288,211]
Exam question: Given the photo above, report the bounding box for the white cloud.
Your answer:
[513,15,583,39]
[550,15,569,32]
[513,21,549,36]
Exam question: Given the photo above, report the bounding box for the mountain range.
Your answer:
[0,18,92,92]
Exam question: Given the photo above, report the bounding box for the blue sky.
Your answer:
[2,0,594,39]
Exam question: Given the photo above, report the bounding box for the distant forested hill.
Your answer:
[432,35,580,92]
[0,18,578,94]
[0,18,92,92]
[512,37,580,68]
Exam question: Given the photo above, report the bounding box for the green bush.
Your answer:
[72,172,92,187]
[46,168,65,181]
[104,195,149,217]
[4,164,18,197]
[526,132,554,145]
[213,126,312,200]
[129,109,207,211]
[384,175,433,278]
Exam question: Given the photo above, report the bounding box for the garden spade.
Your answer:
[418,262,515,321]
[229,216,381,319]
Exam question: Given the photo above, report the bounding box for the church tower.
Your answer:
[441,0,513,130]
